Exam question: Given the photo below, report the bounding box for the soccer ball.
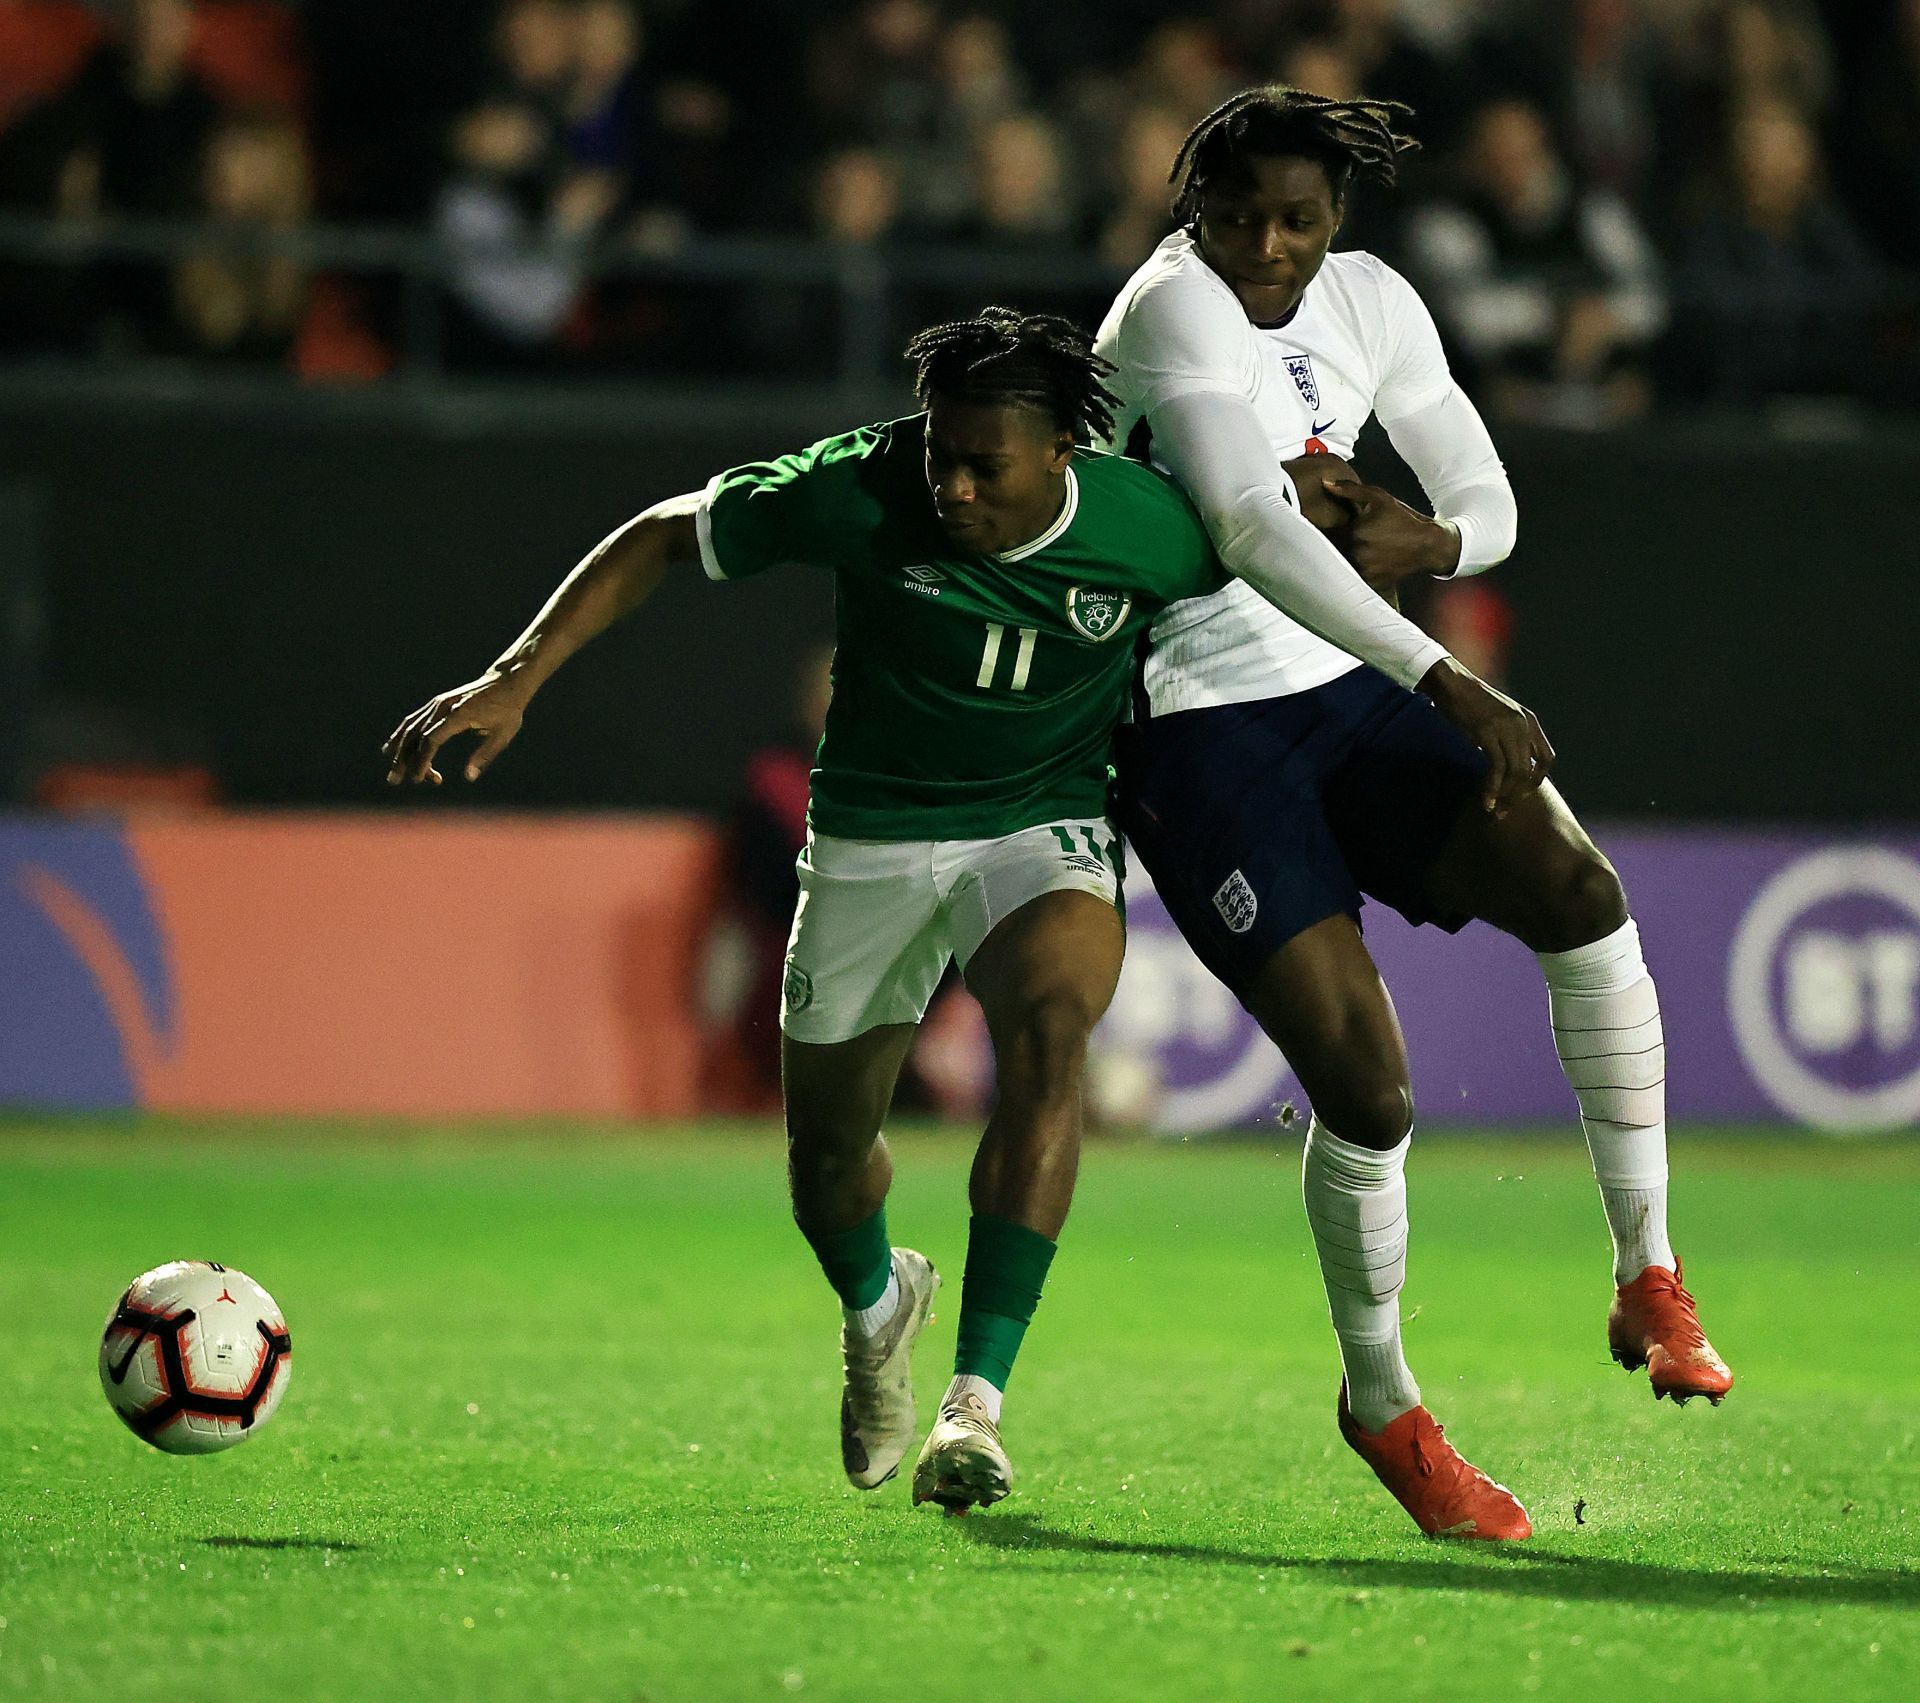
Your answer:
[99,1261,292,1454]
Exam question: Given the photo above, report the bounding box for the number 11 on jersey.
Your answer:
[977,623,1038,692]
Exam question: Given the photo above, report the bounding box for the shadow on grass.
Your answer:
[200,1536,364,1552]
[960,1516,1920,1611]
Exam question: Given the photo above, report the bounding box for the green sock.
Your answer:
[804,1207,893,1311]
[953,1214,1058,1390]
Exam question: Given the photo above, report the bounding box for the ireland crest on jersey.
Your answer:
[1065,586,1132,642]
[783,963,813,1014]
[1283,353,1320,410]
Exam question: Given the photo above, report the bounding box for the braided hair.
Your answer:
[1169,85,1420,224]
[905,306,1120,445]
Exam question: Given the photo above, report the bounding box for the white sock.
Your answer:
[1539,917,1677,1285]
[943,1372,1003,1424]
[1302,1119,1421,1434]
[843,1266,900,1338]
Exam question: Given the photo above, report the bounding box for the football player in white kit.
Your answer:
[1095,89,1733,1542]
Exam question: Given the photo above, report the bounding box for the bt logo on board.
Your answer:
[1729,848,1920,1131]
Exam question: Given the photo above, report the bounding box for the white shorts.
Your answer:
[779,819,1124,1045]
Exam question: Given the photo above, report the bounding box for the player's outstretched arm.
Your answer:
[383,492,702,786]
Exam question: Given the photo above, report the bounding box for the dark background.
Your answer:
[1,0,1915,833]
[4,379,1911,826]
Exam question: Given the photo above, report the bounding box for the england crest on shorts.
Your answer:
[1212,870,1258,934]
[1065,586,1133,642]
[1283,354,1320,410]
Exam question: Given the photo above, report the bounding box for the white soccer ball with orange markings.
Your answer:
[99,1261,292,1454]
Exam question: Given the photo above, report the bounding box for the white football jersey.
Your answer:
[1095,231,1458,712]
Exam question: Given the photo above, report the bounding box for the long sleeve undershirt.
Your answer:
[1148,386,1450,690]
[1381,383,1517,578]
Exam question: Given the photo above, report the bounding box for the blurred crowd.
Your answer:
[0,0,1914,411]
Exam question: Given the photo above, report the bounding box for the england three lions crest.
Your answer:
[1212,870,1258,934]
[1283,354,1320,410]
[1065,586,1132,642]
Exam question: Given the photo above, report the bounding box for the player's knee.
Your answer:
[1316,1078,1415,1150]
[998,987,1098,1101]
[784,1107,878,1176]
[1534,851,1629,953]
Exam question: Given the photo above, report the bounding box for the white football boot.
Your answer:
[840,1248,939,1490]
[911,1389,1012,1513]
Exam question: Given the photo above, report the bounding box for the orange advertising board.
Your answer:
[3,813,720,1119]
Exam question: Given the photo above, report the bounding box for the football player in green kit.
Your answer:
[384,308,1543,1514]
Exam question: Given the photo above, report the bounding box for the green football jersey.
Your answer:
[697,414,1229,841]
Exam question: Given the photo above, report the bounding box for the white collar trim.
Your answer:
[995,467,1079,563]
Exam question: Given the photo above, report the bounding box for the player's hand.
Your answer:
[1322,478,1460,588]
[1418,658,1556,817]
[383,671,531,787]
[1279,453,1357,532]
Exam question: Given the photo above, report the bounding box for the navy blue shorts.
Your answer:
[1112,667,1490,995]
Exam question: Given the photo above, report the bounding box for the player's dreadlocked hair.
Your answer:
[905,307,1121,445]
[1169,86,1420,225]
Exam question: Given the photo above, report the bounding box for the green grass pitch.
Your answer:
[1,1122,1916,1701]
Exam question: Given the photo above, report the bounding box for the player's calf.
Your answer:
[970,989,1097,1217]
[964,886,1124,1232]
[918,887,1123,1514]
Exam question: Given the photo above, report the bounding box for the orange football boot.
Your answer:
[1608,1260,1733,1404]
[1337,1385,1533,1541]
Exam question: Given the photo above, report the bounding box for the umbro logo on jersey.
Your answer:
[1213,870,1258,934]
[1065,586,1132,642]
[1283,354,1321,410]
[904,564,944,583]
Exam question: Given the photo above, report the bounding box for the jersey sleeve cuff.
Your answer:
[1435,513,1496,579]
[694,473,727,582]
[1395,636,1451,692]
